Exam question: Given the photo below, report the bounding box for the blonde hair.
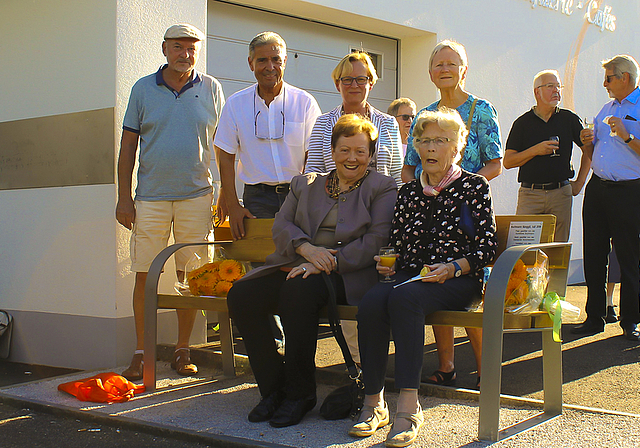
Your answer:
[412,108,468,163]
[331,52,378,86]
[331,114,378,157]
[388,97,417,116]
[602,54,639,87]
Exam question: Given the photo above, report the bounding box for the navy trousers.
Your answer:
[357,271,481,394]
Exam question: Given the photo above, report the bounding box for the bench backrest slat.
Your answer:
[216,218,275,263]
[213,214,556,267]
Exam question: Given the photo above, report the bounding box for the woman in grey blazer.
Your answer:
[305,52,403,187]
[227,114,397,429]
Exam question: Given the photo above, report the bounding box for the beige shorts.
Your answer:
[130,193,213,272]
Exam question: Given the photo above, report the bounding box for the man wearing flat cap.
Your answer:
[116,23,225,380]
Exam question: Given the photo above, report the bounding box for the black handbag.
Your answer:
[318,273,365,420]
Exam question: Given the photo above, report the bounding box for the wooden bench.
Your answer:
[143,214,571,441]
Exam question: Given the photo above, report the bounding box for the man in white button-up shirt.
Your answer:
[214,32,321,240]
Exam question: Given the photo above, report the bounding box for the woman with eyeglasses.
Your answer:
[351,108,496,447]
[401,40,503,389]
[388,98,417,158]
[305,52,403,188]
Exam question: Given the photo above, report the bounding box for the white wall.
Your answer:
[0,0,119,367]
[0,185,116,315]
[0,0,116,122]
[0,1,117,316]
[0,0,209,368]
[114,0,209,317]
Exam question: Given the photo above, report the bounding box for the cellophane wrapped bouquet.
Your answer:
[180,247,249,297]
[504,250,549,313]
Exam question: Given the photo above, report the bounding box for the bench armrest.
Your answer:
[144,241,229,307]
[479,241,570,440]
[483,241,572,325]
[143,241,229,390]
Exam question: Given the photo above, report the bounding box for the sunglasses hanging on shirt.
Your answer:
[254,89,286,140]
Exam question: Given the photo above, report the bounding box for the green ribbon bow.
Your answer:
[542,291,565,342]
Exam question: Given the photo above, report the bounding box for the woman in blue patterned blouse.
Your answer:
[350,108,497,447]
[401,40,503,389]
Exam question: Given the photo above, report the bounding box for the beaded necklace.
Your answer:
[326,169,370,199]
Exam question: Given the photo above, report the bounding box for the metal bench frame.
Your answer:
[142,215,571,441]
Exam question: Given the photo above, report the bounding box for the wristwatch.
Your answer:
[625,134,635,144]
[452,261,462,278]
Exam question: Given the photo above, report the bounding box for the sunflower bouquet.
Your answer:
[504,250,549,313]
[182,247,248,297]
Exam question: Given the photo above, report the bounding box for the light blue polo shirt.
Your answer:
[123,65,225,201]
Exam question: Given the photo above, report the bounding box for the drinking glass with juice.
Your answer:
[379,247,396,283]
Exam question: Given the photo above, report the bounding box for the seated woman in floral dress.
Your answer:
[351,108,497,447]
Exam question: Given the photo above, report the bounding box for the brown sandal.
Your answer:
[122,353,143,381]
[171,348,198,376]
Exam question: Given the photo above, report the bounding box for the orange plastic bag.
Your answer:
[58,372,145,403]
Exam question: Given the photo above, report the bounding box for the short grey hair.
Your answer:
[249,32,286,60]
[429,40,468,71]
[602,54,639,87]
[533,69,560,89]
[412,108,468,164]
[387,98,417,116]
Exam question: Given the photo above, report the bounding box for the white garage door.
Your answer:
[206,1,399,195]
[206,1,398,113]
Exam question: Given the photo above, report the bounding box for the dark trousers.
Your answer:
[357,271,481,394]
[582,175,640,326]
[227,271,346,400]
[242,183,290,341]
[243,184,288,218]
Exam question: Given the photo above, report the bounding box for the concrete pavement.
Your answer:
[1,285,639,447]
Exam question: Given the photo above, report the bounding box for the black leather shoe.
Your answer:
[269,396,317,428]
[248,390,285,423]
[605,306,618,323]
[570,318,605,334]
[621,323,640,341]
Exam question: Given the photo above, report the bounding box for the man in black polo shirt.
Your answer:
[504,70,590,242]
